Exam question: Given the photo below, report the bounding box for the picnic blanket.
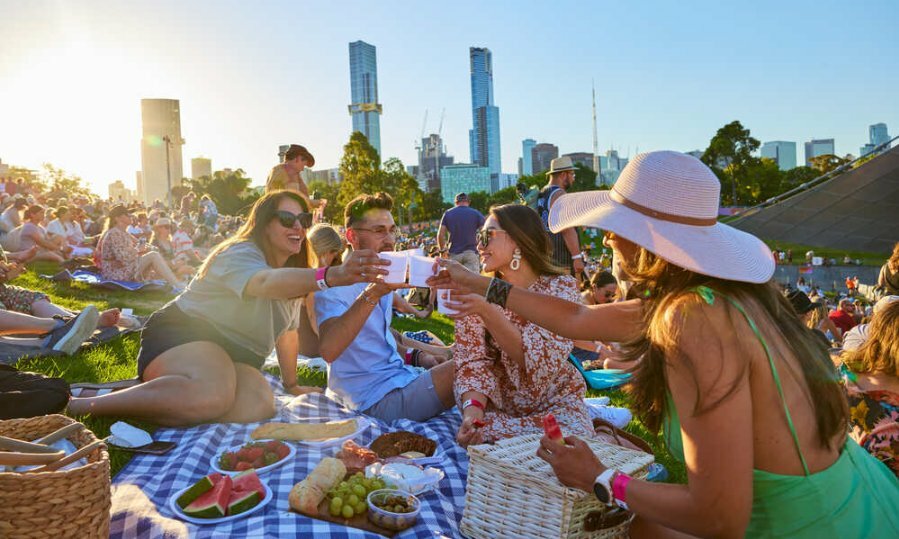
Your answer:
[42,269,170,292]
[110,374,467,538]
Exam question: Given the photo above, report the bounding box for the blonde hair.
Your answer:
[889,242,899,272]
[844,301,899,377]
[307,223,344,268]
[807,301,829,330]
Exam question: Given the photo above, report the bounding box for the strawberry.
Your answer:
[235,461,252,471]
[245,447,264,461]
[265,440,281,452]
[274,444,290,459]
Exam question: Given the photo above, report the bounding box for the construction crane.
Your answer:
[434,108,446,188]
[414,109,428,154]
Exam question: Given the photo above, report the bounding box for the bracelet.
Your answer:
[463,398,485,411]
[411,349,421,368]
[571,254,584,260]
[315,266,330,290]
[485,277,512,308]
[358,289,378,306]
[611,472,632,510]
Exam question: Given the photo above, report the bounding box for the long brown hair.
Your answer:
[197,190,309,278]
[489,204,565,278]
[622,248,848,449]
[889,242,899,272]
[844,301,899,377]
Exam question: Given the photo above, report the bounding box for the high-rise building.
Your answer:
[416,134,455,193]
[599,150,629,185]
[140,98,184,206]
[0,158,8,179]
[563,152,594,169]
[520,138,536,176]
[468,47,501,181]
[804,138,835,166]
[861,123,890,156]
[191,157,212,180]
[108,180,136,203]
[531,143,559,175]
[348,41,383,156]
[307,168,343,185]
[760,141,797,171]
[440,164,491,204]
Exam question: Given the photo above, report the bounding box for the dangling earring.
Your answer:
[510,248,521,271]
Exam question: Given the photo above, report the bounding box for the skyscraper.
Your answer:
[804,138,835,166]
[417,133,454,193]
[348,41,383,156]
[191,157,212,180]
[760,141,797,171]
[140,98,184,206]
[520,139,536,176]
[469,47,501,182]
[531,143,559,175]
[861,123,890,156]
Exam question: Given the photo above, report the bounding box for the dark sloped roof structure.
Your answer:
[731,145,899,254]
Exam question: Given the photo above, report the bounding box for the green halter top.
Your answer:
[662,286,899,537]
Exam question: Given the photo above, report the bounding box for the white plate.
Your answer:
[168,477,273,525]
[209,439,296,476]
[295,417,371,449]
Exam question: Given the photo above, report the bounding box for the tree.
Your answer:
[337,132,382,210]
[467,191,491,213]
[416,191,449,222]
[37,164,92,198]
[808,154,850,174]
[570,163,599,193]
[702,121,760,205]
[307,180,342,223]
[781,166,818,188]
[186,169,258,215]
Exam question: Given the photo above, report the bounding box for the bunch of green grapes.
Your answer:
[327,472,394,518]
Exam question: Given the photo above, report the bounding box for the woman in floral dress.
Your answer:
[97,205,182,287]
[448,204,592,447]
[841,300,899,478]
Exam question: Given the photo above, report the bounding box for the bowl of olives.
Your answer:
[366,489,421,531]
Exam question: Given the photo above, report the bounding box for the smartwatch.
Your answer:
[592,468,616,505]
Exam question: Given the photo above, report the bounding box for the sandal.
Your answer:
[593,418,653,455]
[70,378,139,398]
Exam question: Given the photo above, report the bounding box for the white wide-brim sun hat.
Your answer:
[548,150,775,284]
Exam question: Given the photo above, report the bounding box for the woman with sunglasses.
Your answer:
[431,152,899,537]
[451,204,592,448]
[68,191,388,426]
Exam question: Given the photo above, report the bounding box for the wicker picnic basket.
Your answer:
[0,415,111,539]
[461,434,654,539]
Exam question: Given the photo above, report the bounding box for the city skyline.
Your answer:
[0,0,897,195]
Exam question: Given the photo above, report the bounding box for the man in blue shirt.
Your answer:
[437,192,485,273]
[315,193,454,421]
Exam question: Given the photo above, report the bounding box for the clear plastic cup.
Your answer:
[380,251,409,284]
[436,289,458,315]
[408,255,436,287]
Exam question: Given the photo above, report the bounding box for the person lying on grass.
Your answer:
[67,190,388,426]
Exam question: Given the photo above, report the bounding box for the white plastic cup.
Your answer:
[408,255,436,287]
[379,251,409,284]
[437,289,458,315]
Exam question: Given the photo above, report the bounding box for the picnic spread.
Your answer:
[104,375,652,538]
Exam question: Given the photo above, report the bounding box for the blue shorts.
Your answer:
[362,370,447,422]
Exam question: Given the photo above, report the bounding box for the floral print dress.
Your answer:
[454,274,593,442]
[841,365,899,478]
[98,227,140,281]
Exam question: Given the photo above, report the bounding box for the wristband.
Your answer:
[404,349,413,365]
[611,472,632,510]
[571,254,584,260]
[485,277,512,308]
[315,266,330,290]
[463,398,485,411]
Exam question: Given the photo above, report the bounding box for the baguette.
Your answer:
[289,457,346,515]
[251,419,357,441]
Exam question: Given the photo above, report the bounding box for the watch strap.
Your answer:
[593,468,616,504]
[315,266,330,290]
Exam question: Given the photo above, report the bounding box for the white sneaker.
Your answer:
[586,403,632,429]
[585,396,611,406]
[47,305,99,356]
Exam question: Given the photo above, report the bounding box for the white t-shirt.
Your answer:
[172,230,194,254]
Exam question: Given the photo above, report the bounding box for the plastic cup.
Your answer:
[380,251,409,284]
[437,289,458,315]
[408,255,436,287]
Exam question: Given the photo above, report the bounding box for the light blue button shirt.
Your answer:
[314,283,418,411]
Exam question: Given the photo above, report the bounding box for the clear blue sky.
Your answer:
[1,0,896,194]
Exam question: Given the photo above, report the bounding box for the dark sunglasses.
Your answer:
[476,228,507,247]
[274,210,312,229]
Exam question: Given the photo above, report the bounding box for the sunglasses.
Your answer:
[476,228,507,247]
[274,210,312,229]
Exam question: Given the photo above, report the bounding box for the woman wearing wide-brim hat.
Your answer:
[430,151,899,537]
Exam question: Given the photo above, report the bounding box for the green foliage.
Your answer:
[570,163,599,192]
[186,169,259,215]
[781,166,818,188]
[702,120,761,206]
[40,164,92,199]
[416,191,450,222]
[337,132,383,210]
[808,154,850,174]
[307,180,342,223]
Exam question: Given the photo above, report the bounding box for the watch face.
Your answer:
[593,482,610,504]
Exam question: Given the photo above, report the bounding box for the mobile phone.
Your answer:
[111,441,176,455]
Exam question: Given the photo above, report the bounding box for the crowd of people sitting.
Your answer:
[5,148,899,536]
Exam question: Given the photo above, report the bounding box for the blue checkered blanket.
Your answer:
[110,375,467,538]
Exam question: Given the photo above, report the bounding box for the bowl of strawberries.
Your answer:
[211,439,295,475]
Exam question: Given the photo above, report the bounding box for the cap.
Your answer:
[108,204,131,219]
[787,290,815,315]
[455,192,469,203]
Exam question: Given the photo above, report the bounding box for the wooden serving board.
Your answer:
[292,473,398,537]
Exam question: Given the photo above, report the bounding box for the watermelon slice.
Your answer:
[232,469,266,499]
[176,472,223,509]
[227,489,261,516]
[183,475,232,518]
[543,414,565,445]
